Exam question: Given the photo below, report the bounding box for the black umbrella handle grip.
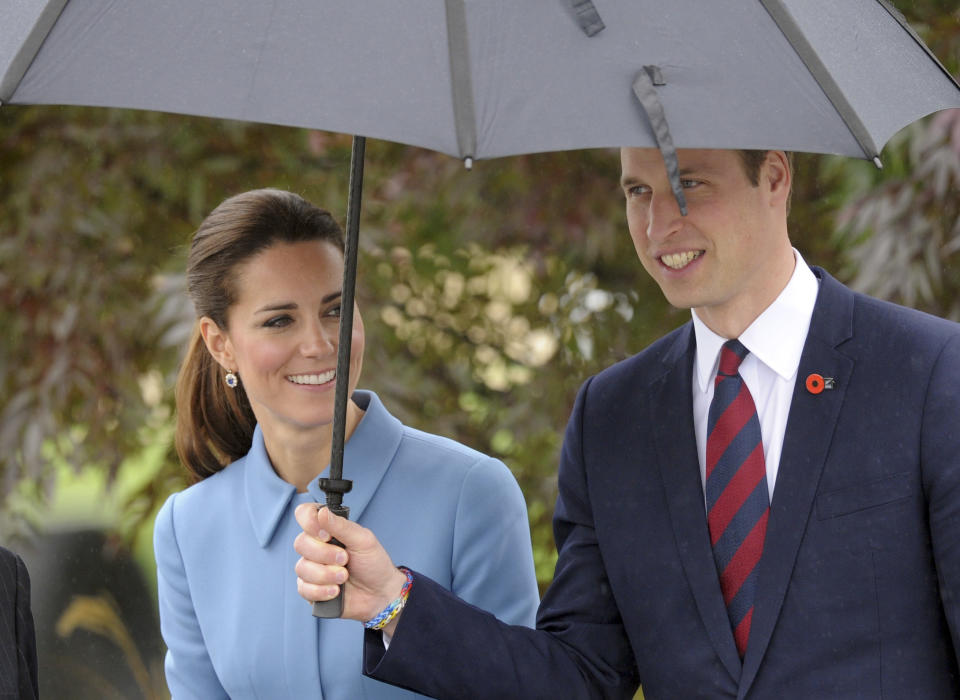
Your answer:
[312,503,350,619]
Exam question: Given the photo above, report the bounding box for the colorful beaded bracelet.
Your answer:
[363,567,414,630]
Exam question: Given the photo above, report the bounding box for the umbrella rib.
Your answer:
[875,0,960,92]
[0,0,69,104]
[445,0,477,161]
[760,0,881,164]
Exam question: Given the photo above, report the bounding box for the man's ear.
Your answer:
[764,150,792,207]
[199,316,235,370]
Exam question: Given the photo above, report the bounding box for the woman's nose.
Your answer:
[300,321,336,355]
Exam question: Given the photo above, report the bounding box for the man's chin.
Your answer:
[656,286,701,311]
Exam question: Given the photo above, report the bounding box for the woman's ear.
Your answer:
[199,316,235,370]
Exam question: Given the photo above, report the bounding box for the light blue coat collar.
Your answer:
[244,390,404,547]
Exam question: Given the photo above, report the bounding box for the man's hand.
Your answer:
[294,504,409,629]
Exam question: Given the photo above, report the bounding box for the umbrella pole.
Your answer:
[313,134,365,619]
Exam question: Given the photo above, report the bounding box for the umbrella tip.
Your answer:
[464,156,474,171]
[873,156,883,169]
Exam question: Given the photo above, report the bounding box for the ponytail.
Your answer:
[175,324,256,482]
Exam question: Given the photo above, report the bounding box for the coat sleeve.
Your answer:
[154,494,229,700]
[364,378,639,699]
[448,455,540,627]
[921,331,960,665]
[13,552,38,700]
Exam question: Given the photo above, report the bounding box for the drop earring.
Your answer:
[225,371,239,388]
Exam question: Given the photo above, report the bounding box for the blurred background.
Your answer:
[0,2,957,697]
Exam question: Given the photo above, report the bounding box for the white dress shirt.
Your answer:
[692,250,819,503]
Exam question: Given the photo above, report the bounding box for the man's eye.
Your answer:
[680,179,701,189]
[628,185,650,197]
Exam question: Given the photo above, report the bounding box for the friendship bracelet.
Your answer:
[363,567,414,630]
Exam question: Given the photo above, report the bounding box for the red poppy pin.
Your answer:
[805,373,835,394]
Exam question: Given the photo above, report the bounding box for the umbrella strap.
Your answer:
[632,66,688,216]
[571,0,605,37]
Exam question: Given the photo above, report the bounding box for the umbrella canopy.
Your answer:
[3,0,959,164]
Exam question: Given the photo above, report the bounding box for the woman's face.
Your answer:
[201,239,364,438]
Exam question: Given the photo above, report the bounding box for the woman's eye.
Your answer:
[680,179,701,189]
[263,315,292,328]
[324,305,342,319]
[628,185,650,197]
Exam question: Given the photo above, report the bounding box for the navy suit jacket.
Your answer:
[0,546,38,700]
[365,268,960,699]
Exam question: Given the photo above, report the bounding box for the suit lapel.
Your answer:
[651,325,743,682]
[739,270,855,695]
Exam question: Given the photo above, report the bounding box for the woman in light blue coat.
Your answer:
[154,189,539,699]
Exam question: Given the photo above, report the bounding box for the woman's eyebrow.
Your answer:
[255,302,297,313]
[254,291,342,314]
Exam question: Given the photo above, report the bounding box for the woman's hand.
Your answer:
[294,504,409,628]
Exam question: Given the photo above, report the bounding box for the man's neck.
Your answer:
[694,247,797,339]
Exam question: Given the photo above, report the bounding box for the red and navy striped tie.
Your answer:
[706,339,769,658]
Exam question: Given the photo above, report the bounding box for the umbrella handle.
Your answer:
[312,503,351,618]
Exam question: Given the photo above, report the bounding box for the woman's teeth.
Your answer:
[287,370,336,385]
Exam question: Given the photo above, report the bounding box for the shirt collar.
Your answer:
[692,249,819,393]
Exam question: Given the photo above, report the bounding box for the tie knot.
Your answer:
[717,339,749,377]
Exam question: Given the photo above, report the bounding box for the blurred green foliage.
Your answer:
[0,110,677,587]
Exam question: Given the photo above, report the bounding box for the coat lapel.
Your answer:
[305,390,403,525]
[247,390,404,549]
[651,325,743,682]
[739,270,855,695]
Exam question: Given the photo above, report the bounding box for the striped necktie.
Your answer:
[706,339,770,658]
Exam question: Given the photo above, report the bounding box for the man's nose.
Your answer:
[646,191,684,242]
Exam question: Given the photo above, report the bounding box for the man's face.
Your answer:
[619,147,793,336]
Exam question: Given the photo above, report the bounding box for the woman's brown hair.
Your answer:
[175,189,345,482]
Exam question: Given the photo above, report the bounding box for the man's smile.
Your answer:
[660,250,704,270]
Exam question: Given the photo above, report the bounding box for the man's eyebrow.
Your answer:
[620,175,643,188]
[678,163,718,177]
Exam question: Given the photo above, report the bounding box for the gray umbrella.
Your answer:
[4,0,959,162]
[4,0,959,616]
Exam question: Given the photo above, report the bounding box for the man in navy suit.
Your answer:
[294,148,960,698]
[0,546,38,700]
